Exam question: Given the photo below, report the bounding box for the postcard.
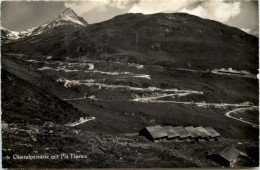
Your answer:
[1,0,259,168]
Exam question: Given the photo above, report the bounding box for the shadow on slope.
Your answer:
[1,69,89,125]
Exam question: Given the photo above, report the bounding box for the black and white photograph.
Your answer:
[1,0,259,168]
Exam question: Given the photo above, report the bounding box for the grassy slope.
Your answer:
[1,69,89,125]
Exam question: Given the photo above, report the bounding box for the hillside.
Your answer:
[1,69,89,125]
[2,13,258,72]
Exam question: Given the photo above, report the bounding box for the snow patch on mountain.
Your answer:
[1,26,20,39]
[1,8,87,40]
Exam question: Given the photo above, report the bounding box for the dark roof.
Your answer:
[175,126,191,138]
[163,126,180,138]
[205,127,221,137]
[145,125,168,139]
[185,126,201,138]
[209,146,241,162]
[141,125,221,141]
[195,126,211,138]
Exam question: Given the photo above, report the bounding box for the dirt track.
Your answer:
[225,106,259,127]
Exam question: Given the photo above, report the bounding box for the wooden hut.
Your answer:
[185,126,201,142]
[208,146,241,167]
[163,126,180,142]
[139,125,168,142]
[205,127,221,141]
[195,126,211,141]
[175,126,192,142]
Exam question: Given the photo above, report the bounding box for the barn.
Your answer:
[174,126,192,142]
[205,127,221,141]
[195,126,211,141]
[139,125,168,142]
[185,126,201,142]
[163,126,180,142]
[208,146,241,167]
[139,125,221,143]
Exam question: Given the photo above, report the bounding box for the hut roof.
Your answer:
[185,126,201,138]
[205,127,221,137]
[146,125,168,139]
[175,126,191,138]
[163,126,180,138]
[209,146,240,162]
[195,126,211,138]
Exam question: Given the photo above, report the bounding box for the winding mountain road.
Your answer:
[225,106,259,127]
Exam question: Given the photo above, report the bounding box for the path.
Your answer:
[65,117,96,127]
[225,106,259,127]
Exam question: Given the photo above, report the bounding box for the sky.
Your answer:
[1,0,259,36]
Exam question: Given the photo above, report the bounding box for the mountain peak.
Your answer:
[58,8,77,20]
[57,8,88,25]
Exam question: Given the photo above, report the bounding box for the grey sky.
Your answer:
[1,0,259,36]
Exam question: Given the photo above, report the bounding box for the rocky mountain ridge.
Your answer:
[1,8,87,40]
